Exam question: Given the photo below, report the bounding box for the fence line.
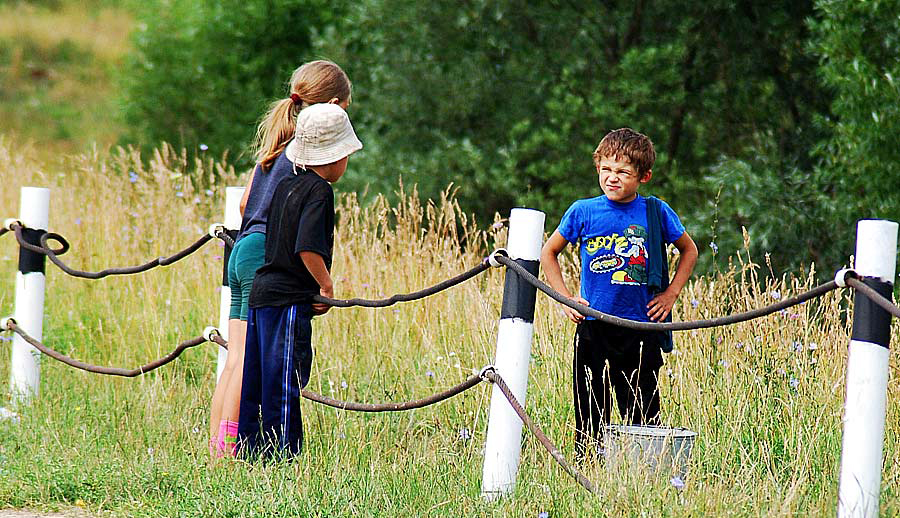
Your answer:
[495,254,845,331]
[3,217,900,500]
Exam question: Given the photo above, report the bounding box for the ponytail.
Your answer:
[252,60,352,171]
[253,98,300,170]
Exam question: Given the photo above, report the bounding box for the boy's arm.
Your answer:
[646,231,698,322]
[300,251,334,315]
[540,231,589,323]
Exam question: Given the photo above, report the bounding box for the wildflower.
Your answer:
[808,342,818,351]
[339,433,346,440]
[789,378,800,390]
[458,428,472,441]
[734,341,744,349]
[205,189,214,196]
[718,360,729,368]
[691,299,699,309]
[341,381,348,389]
[175,191,184,198]
[791,341,803,352]
[199,143,209,151]
[716,336,723,344]
[770,290,781,300]
[491,221,504,230]
[670,476,686,490]
[425,370,434,378]
[538,513,550,518]
[709,242,718,254]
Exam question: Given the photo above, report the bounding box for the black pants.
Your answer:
[573,320,664,460]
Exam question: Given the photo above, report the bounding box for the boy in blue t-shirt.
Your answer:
[541,128,698,460]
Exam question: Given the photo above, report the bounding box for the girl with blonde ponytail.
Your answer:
[208,60,352,458]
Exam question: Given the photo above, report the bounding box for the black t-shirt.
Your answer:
[249,170,334,308]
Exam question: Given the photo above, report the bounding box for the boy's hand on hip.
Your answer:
[313,286,334,315]
[647,291,677,321]
[562,297,590,324]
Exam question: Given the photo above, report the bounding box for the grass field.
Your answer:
[0,137,898,517]
[0,1,131,158]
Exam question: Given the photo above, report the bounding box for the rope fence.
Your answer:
[495,254,844,331]
[10,222,219,279]
[2,214,900,500]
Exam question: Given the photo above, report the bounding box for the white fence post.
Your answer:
[837,219,898,518]
[8,187,50,407]
[481,208,545,499]
[216,186,244,381]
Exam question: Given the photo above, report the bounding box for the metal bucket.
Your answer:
[603,424,697,480]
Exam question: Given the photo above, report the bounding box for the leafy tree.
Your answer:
[119,0,333,164]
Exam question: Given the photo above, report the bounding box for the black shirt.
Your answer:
[249,170,334,308]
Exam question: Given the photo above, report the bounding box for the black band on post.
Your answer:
[18,228,46,275]
[851,277,894,348]
[221,229,239,286]
[500,259,540,322]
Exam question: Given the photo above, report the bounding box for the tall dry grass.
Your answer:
[0,137,898,516]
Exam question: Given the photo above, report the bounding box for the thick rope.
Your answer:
[5,320,211,377]
[495,255,839,331]
[483,368,599,495]
[217,230,235,248]
[845,277,900,318]
[11,223,214,279]
[314,259,491,308]
[301,374,484,412]
[7,326,484,412]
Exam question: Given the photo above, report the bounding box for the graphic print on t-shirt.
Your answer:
[584,224,648,286]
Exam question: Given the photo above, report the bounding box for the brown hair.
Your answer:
[592,128,656,176]
[253,60,352,170]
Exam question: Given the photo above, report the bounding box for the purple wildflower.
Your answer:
[670,476,686,490]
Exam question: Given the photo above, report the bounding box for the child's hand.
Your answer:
[313,286,334,315]
[562,296,590,324]
[647,290,677,321]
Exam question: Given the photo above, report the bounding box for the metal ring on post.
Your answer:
[4,219,22,231]
[208,223,225,239]
[203,326,220,342]
[478,364,496,382]
[0,316,15,331]
[487,249,509,268]
[834,268,858,288]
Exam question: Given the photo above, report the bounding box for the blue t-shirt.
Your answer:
[557,194,685,321]
[238,152,296,241]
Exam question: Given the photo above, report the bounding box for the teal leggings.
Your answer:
[227,232,266,320]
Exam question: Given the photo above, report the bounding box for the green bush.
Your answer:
[119,0,335,168]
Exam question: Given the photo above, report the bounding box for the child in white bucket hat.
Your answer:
[237,102,361,459]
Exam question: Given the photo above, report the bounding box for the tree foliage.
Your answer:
[118,0,900,276]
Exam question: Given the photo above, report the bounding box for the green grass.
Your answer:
[0,2,132,158]
[0,138,898,517]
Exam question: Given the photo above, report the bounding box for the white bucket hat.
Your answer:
[285,103,362,169]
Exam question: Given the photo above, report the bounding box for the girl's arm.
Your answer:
[299,251,334,315]
[239,168,256,216]
[646,231,698,321]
